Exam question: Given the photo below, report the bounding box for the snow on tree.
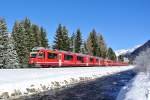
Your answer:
[0,45,4,68]
[3,36,20,68]
[134,48,150,74]
[0,18,8,68]
[12,22,29,68]
[0,18,20,69]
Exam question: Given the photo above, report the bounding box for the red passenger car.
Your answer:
[29,47,128,68]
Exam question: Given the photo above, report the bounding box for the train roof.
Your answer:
[32,47,46,50]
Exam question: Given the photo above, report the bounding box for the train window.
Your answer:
[90,58,93,62]
[77,56,84,63]
[38,52,45,58]
[48,53,57,59]
[64,54,73,61]
[30,53,37,58]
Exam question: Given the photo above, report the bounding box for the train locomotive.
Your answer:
[29,47,128,68]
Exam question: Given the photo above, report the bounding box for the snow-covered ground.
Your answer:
[0,66,134,99]
[117,72,150,100]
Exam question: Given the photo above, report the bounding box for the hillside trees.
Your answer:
[12,18,49,67]
[1,17,119,68]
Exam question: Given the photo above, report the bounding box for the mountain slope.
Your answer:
[127,40,150,61]
[115,45,141,56]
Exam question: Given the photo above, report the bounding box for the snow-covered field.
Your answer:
[0,66,134,99]
[117,72,150,100]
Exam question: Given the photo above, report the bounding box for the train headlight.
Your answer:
[31,60,33,63]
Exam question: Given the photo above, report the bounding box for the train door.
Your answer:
[37,50,45,66]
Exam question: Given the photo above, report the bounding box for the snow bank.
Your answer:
[0,66,134,99]
[117,72,150,100]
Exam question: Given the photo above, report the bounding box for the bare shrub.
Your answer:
[134,48,150,74]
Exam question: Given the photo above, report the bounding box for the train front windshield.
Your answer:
[30,53,37,58]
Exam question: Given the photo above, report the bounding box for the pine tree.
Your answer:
[0,18,7,45]
[40,27,49,48]
[4,36,20,68]
[30,24,41,47]
[22,18,49,50]
[70,32,75,52]
[0,18,20,69]
[97,34,107,58]
[80,41,87,54]
[53,24,63,50]
[74,29,82,53]
[87,29,98,56]
[12,22,29,67]
[53,24,70,51]
[83,41,88,54]
[62,26,70,51]
[22,17,33,51]
[118,55,124,62]
[0,18,8,68]
[107,47,117,61]
[12,18,50,68]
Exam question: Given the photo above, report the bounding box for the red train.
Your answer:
[29,47,128,68]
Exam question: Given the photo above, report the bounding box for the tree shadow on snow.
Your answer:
[24,70,136,100]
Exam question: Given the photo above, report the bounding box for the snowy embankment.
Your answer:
[0,66,134,99]
[117,72,150,100]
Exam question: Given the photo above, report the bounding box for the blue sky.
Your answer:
[0,0,150,50]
